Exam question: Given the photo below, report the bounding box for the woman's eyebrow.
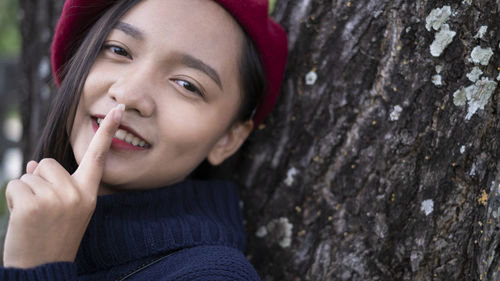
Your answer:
[114,21,144,40]
[180,54,223,90]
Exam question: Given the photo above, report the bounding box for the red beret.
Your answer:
[51,0,288,125]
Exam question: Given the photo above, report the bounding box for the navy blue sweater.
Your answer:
[0,180,261,280]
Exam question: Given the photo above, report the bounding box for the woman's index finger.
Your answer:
[72,104,125,191]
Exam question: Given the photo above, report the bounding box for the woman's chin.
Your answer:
[98,172,135,193]
[98,180,128,195]
[98,167,189,194]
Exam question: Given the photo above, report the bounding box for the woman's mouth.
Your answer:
[93,117,150,149]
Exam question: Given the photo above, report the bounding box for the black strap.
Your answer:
[116,251,177,281]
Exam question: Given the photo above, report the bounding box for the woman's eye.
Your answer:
[174,79,203,97]
[104,45,131,58]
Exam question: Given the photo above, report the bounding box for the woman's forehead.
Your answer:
[118,0,244,55]
[115,0,244,86]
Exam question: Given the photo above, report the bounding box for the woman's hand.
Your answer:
[3,104,124,268]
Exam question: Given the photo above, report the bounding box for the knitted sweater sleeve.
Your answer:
[0,262,78,281]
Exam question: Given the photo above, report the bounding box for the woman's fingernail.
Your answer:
[114,104,125,123]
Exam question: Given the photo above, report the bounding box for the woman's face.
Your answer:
[70,0,251,193]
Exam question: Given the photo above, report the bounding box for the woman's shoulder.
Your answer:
[135,245,261,281]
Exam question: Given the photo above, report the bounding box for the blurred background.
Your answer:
[0,0,21,216]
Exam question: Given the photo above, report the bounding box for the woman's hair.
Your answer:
[236,32,266,121]
[35,0,266,173]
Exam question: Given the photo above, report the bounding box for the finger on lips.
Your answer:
[72,103,125,188]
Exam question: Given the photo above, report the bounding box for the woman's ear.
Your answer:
[207,120,254,166]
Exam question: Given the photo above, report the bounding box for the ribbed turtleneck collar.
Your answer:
[75,180,246,274]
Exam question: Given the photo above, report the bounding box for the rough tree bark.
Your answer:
[20,0,498,280]
[237,1,498,280]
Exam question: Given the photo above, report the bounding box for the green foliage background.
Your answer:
[269,0,276,14]
[0,0,21,57]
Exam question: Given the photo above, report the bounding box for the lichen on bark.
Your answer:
[236,1,498,280]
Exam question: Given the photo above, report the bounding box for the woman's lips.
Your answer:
[91,116,150,151]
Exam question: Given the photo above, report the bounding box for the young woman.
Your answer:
[0,0,287,280]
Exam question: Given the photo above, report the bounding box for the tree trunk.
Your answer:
[20,0,498,280]
[237,1,498,280]
[19,0,64,163]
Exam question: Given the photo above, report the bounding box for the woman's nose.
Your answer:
[107,67,155,117]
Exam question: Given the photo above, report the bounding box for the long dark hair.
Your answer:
[35,0,266,174]
[237,32,266,121]
[36,0,142,173]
